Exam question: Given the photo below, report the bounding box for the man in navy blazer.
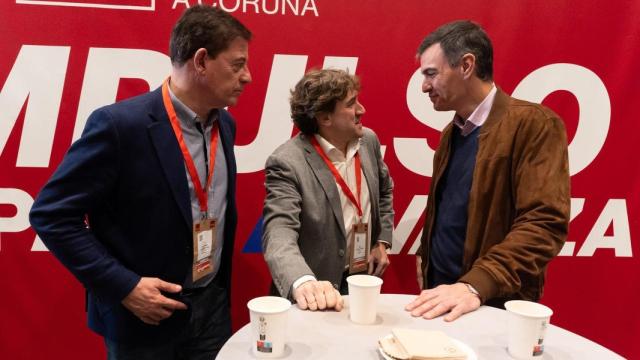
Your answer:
[29,6,251,359]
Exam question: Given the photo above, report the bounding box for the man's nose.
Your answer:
[422,79,431,93]
[357,101,366,115]
[240,65,252,84]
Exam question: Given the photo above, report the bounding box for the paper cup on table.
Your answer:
[505,300,553,359]
[247,296,291,358]
[347,274,383,325]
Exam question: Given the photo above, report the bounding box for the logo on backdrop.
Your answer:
[0,44,632,258]
[15,0,155,10]
[14,0,320,16]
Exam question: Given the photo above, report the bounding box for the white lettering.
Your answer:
[322,56,358,74]
[172,0,190,9]
[512,64,610,176]
[577,199,632,257]
[261,0,278,14]
[234,54,307,173]
[31,235,48,252]
[282,0,298,15]
[174,0,317,16]
[74,48,170,142]
[395,197,633,258]
[235,55,360,173]
[0,188,33,233]
[218,0,241,12]
[391,195,428,255]
[243,0,259,13]
[396,68,454,176]
[0,45,69,168]
[301,0,318,16]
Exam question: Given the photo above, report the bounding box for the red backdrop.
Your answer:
[1,0,638,358]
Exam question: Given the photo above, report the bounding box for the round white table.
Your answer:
[218,294,623,359]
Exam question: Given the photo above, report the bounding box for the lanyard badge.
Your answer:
[310,136,369,274]
[162,79,220,282]
[192,218,217,281]
[349,222,369,274]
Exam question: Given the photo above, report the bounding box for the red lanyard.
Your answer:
[162,79,219,215]
[310,136,363,217]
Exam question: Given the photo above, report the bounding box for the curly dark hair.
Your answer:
[290,69,360,135]
[169,5,251,66]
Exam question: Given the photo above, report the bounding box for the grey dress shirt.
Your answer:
[168,88,228,289]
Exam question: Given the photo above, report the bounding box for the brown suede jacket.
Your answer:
[419,88,570,306]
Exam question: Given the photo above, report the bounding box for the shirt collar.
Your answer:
[313,134,361,162]
[454,84,496,135]
[167,81,218,127]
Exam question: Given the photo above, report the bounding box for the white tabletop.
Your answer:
[218,294,623,359]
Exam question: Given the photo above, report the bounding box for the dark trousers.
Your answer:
[339,271,350,295]
[105,282,231,360]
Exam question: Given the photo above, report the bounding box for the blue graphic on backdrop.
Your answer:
[242,217,264,253]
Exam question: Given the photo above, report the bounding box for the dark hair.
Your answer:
[290,69,360,135]
[169,5,251,66]
[417,20,493,81]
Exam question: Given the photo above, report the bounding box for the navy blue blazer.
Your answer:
[29,87,237,343]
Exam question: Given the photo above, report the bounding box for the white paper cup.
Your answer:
[247,296,291,358]
[346,274,383,325]
[505,300,553,359]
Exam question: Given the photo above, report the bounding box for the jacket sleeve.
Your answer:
[371,131,394,245]
[261,152,314,299]
[459,111,570,301]
[29,107,140,308]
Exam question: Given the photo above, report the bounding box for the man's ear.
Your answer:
[192,48,209,74]
[316,112,331,128]
[460,53,476,79]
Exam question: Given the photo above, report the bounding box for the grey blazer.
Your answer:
[262,127,394,299]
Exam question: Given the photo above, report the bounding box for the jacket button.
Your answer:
[338,249,345,257]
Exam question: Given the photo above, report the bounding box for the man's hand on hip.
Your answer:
[122,277,188,325]
[404,283,481,322]
[293,280,343,312]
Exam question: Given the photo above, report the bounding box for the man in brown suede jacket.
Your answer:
[405,20,570,321]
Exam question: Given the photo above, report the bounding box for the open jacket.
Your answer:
[262,128,394,299]
[29,87,238,342]
[419,88,570,306]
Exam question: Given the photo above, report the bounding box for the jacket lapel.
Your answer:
[300,135,347,240]
[217,111,236,202]
[478,88,509,138]
[146,88,192,230]
[358,139,378,219]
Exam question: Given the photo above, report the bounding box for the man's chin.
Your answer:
[224,97,239,107]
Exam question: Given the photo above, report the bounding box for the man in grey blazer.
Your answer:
[262,69,394,311]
